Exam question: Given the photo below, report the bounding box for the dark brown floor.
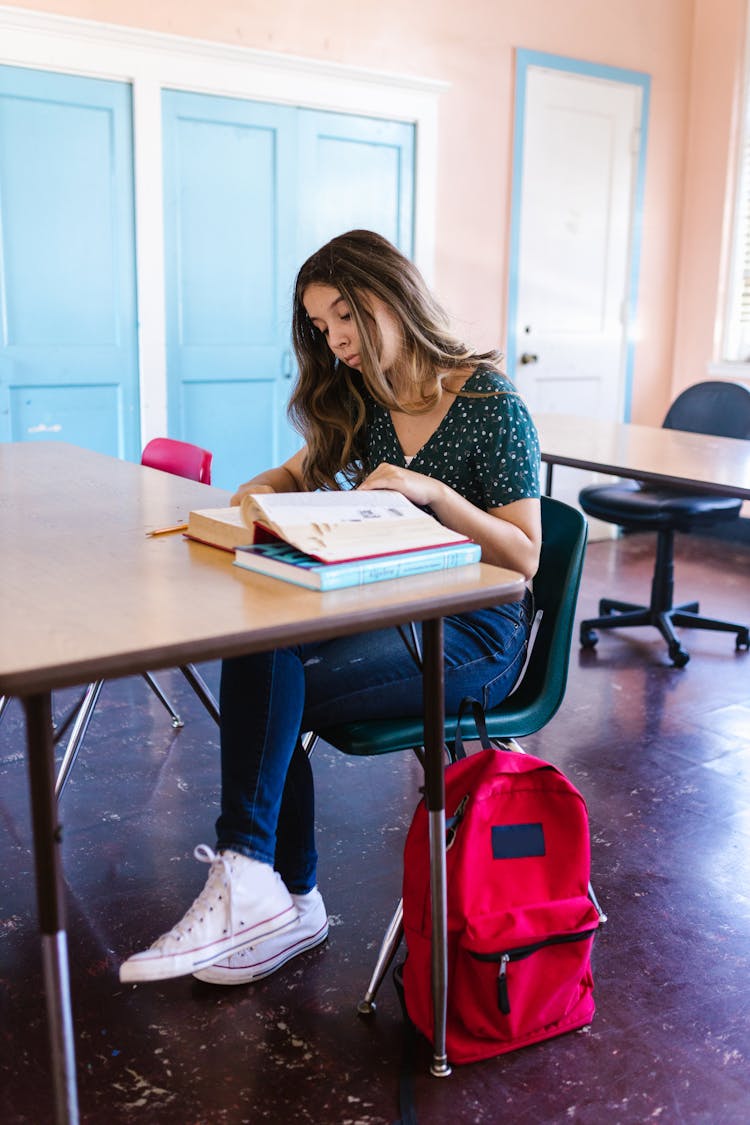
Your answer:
[1,533,749,1124]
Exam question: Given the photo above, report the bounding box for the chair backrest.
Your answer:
[663,380,750,441]
[481,494,588,740]
[315,495,589,758]
[141,437,213,484]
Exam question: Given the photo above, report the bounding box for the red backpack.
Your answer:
[402,746,602,1065]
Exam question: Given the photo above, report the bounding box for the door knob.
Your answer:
[519,352,538,365]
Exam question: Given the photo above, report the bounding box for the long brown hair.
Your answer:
[289,229,501,490]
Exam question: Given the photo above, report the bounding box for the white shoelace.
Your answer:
[152,844,235,948]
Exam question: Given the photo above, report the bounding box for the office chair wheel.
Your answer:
[736,627,750,651]
[580,626,598,649]
[668,643,690,668]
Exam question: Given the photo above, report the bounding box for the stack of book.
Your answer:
[185,489,481,590]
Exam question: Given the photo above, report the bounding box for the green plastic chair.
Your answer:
[309,495,590,1012]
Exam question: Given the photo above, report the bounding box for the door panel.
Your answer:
[297,109,414,262]
[0,65,139,457]
[182,379,278,484]
[11,384,122,451]
[509,59,647,530]
[288,109,414,465]
[514,68,641,420]
[162,91,298,489]
[162,93,415,489]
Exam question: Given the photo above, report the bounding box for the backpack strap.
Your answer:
[392,963,419,1125]
[453,696,492,761]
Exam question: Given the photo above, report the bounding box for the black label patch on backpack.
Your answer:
[491,822,545,859]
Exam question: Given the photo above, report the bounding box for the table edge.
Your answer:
[0,575,527,698]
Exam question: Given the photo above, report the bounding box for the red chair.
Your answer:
[141,437,213,484]
[53,439,220,799]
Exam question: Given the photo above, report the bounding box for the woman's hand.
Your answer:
[359,462,446,508]
[229,449,307,505]
[361,462,541,579]
[230,482,275,506]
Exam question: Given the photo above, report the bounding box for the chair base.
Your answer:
[356,898,404,1017]
[54,665,220,800]
[580,597,750,668]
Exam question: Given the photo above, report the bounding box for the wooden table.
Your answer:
[0,442,525,1124]
[534,413,750,499]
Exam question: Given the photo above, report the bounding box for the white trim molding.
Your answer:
[707,361,750,386]
[0,5,446,441]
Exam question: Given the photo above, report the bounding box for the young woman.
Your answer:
[120,230,541,985]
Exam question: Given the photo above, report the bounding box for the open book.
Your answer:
[185,505,254,552]
[238,489,473,564]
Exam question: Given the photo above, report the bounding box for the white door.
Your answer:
[509,61,646,528]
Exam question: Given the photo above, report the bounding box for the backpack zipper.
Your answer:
[471,928,598,1015]
[445,793,470,850]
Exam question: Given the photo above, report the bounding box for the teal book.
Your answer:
[233,538,482,590]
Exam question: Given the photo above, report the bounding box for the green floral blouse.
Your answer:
[364,366,540,510]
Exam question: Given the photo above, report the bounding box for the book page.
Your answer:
[240,489,470,563]
[241,489,424,531]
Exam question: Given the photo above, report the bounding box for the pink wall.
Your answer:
[671,0,747,403]
[3,0,744,424]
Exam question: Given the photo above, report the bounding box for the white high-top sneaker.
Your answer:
[120,845,297,983]
[193,886,328,985]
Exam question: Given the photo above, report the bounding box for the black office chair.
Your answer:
[579,381,750,667]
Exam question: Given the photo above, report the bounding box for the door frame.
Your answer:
[0,7,445,446]
[507,49,650,421]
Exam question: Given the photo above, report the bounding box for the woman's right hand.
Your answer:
[229,447,308,505]
[230,482,276,505]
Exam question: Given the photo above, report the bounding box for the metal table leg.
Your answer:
[23,693,79,1125]
[421,618,452,1078]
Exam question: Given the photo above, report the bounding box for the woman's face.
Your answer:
[303,283,402,372]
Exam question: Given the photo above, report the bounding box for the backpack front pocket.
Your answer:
[452,897,599,1049]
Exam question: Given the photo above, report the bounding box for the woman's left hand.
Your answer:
[358,462,445,508]
[360,461,541,580]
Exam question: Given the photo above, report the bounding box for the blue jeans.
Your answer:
[216,589,533,894]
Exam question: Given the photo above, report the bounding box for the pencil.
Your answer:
[147,522,189,537]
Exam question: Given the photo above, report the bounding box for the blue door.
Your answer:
[162,92,414,489]
[297,107,414,262]
[0,65,140,458]
[162,91,298,489]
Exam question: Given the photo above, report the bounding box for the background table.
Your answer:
[0,442,525,1124]
[534,413,750,499]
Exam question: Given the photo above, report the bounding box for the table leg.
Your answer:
[421,618,452,1078]
[23,693,80,1125]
